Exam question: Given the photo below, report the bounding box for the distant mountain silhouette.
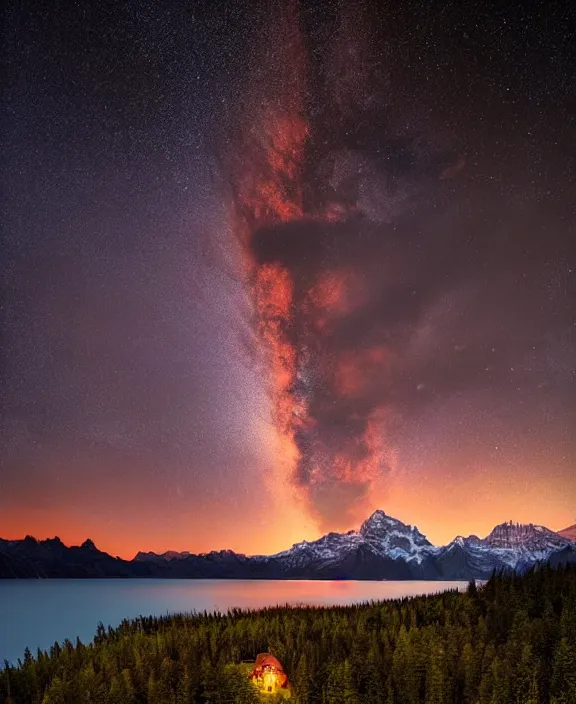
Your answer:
[557,524,576,541]
[2,511,575,580]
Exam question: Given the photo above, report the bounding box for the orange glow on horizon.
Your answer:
[2,470,573,561]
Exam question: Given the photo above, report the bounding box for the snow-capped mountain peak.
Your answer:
[431,521,574,575]
[484,521,569,551]
[358,510,434,563]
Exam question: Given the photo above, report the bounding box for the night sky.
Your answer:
[1,0,574,559]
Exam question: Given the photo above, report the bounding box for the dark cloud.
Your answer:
[231,0,575,529]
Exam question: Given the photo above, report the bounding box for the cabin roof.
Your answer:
[254,653,285,671]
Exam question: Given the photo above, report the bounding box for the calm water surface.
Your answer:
[0,579,467,665]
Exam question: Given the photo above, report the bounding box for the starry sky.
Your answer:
[1,0,574,559]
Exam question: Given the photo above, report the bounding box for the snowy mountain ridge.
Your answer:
[3,511,574,580]
[435,520,573,576]
[240,511,576,579]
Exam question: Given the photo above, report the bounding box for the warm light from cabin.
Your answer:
[249,654,290,696]
[262,667,281,692]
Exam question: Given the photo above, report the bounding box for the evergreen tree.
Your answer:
[41,675,67,704]
[325,662,345,704]
[425,640,446,704]
[490,655,511,704]
[341,660,359,704]
[459,641,478,703]
[108,675,123,704]
[550,636,576,703]
[147,671,160,704]
[177,665,194,704]
[121,668,137,704]
[294,653,312,703]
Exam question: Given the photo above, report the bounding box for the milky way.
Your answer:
[1,0,574,556]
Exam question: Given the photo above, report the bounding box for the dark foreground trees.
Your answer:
[1,564,575,703]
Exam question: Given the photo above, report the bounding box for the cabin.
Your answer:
[249,653,290,696]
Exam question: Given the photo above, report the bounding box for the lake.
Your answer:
[0,578,468,665]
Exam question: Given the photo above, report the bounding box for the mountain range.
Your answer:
[1,510,575,580]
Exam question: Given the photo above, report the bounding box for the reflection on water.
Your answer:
[0,578,467,665]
